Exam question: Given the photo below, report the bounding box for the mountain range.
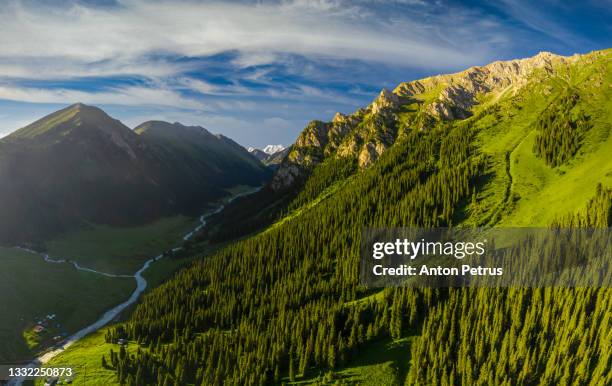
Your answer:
[0,104,270,245]
[248,144,288,166]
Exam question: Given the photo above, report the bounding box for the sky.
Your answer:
[0,0,610,148]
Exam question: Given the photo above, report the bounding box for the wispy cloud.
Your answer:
[0,0,486,80]
[0,84,205,109]
[0,0,608,147]
[495,0,593,49]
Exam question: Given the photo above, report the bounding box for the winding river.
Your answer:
[7,187,261,385]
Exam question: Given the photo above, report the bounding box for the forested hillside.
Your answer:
[67,49,611,385]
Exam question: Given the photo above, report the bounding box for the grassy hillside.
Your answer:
[34,330,138,386]
[35,49,612,385]
[467,54,612,226]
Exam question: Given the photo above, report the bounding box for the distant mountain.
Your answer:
[263,147,289,166]
[247,147,269,161]
[248,145,288,166]
[0,104,271,245]
[262,144,285,154]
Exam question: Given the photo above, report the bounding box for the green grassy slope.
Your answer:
[46,215,197,275]
[462,50,612,226]
[34,330,139,386]
[286,337,413,386]
[0,247,134,363]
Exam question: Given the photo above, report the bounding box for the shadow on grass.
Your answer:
[294,334,416,386]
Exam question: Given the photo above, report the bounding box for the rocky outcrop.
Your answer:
[270,114,361,189]
[270,121,330,190]
[358,141,387,168]
[270,160,301,190]
[370,88,401,114]
[271,88,406,189]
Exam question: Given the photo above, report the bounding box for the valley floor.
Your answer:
[0,185,260,369]
[0,247,134,363]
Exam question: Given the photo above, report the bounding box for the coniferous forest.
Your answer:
[99,48,612,385]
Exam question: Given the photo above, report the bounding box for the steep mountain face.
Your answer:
[0,105,270,245]
[271,50,598,190]
[135,120,268,188]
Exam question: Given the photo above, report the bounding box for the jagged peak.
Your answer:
[271,48,610,190]
[391,50,593,120]
[376,88,399,102]
[333,112,347,123]
[533,51,558,59]
[370,88,400,114]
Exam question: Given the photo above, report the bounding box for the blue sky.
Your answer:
[0,0,610,148]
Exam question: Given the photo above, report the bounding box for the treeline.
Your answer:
[553,183,612,228]
[407,186,612,386]
[285,156,357,213]
[533,89,590,167]
[104,116,483,385]
[105,289,437,385]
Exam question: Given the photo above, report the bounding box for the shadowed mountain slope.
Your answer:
[0,104,271,245]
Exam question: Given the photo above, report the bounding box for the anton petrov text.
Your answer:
[360,228,612,287]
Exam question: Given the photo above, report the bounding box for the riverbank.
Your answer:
[6,186,261,385]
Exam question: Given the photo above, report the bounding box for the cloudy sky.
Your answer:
[0,0,610,148]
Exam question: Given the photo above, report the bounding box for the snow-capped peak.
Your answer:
[263,144,285,155]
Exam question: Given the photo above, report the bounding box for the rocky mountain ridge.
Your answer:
[271,50,603,190]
